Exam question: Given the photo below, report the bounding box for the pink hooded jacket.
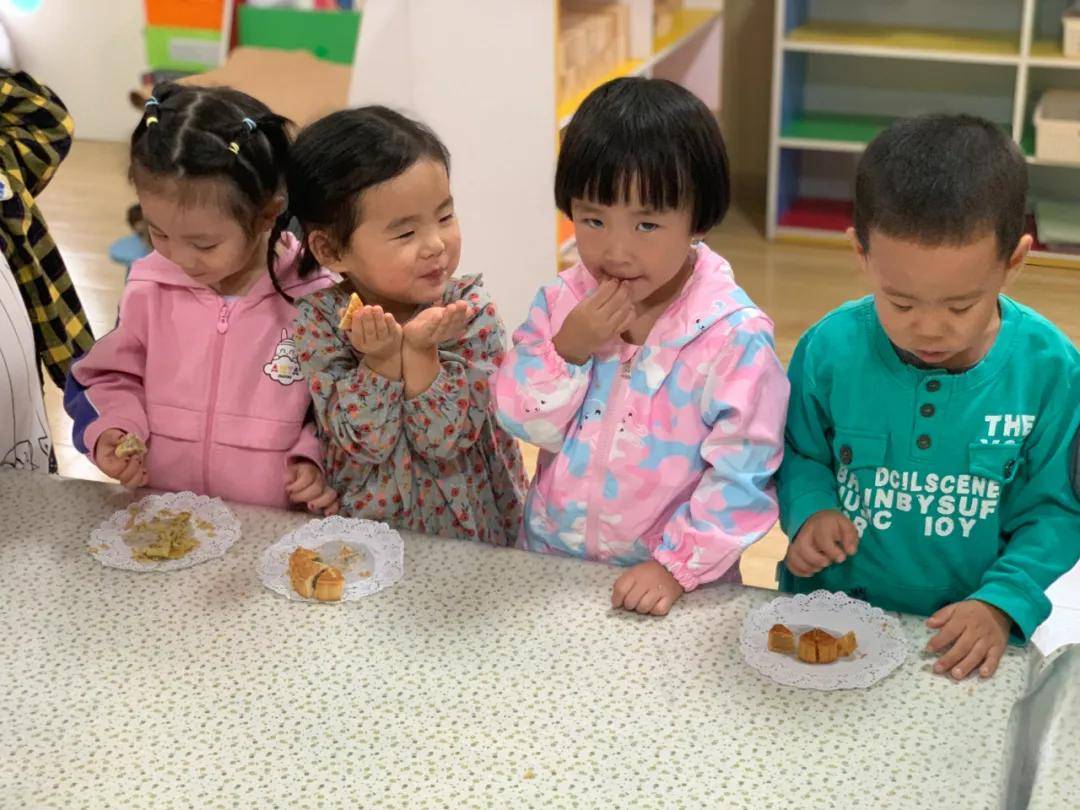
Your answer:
[65,236,334,508]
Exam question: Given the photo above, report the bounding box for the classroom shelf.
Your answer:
[1022,125,1080,166]
[654,8,720,55]
[768,0,1080,272]
[556,59,645,127]
[784,21,1022,65]
[1029,39,1080,69]
[779,112,897,151]
[556,6,722,129]
[777,197,852,232]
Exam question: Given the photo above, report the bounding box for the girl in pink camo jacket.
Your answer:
[492,78,790,615]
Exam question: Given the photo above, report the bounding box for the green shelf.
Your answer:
[781,112,898,144]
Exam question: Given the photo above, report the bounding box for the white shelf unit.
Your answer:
[349,0,724,332]
[766,0,1080,271]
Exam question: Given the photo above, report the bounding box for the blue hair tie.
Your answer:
[144,96,159,108]
[242,117,257,133]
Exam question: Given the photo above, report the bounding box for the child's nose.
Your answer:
[912,313,946,340]
[602,240,632,268]
[420,231,445,258]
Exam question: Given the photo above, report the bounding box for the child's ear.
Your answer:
[1003,233,1032,287]
[307,229,342,269]
[256,194,286,233]
[846,226,871,271]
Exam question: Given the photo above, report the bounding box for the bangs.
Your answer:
[567,137,693,214]
[130,165,259,232]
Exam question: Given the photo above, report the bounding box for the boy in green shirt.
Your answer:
[777,115,1080,681]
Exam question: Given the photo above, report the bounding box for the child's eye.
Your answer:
[193,244,219,251]
[949,304,975,315]
[891,301,913,313]
[439,213,455,224]
[395,231,415,241]
[637,222,660,233]
[582,218,603,229]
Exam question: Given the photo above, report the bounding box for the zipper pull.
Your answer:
[216,303,231,334]
[621,361,632,379]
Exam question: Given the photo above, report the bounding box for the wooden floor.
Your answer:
[36,140,1080,589]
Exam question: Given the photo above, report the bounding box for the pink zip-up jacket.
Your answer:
[64,236,334,508]
[492,245,790,591]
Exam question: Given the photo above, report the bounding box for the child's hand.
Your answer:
[402,301,470,350]
[611,560,684,616]
[347,305,402,363]
[784,509,860,576]
[553,279,634,365]
[926,600,1011,680]
[94,429,149,490]
[285,461,340,515]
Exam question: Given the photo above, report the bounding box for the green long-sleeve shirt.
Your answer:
[777,296,1080,640]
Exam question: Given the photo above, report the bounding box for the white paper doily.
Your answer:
[740,590,909,690]
[258,516,404,603]
[89,492,241,572]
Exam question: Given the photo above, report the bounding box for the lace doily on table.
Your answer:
[88,492,241,572]
[258,516,404,603]
[740,590,909,690]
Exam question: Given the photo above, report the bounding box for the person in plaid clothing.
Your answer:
[0,69,94,390]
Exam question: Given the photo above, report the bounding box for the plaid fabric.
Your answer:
[0,70,94,387]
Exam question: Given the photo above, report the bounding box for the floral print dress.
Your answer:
[293,275,526,545]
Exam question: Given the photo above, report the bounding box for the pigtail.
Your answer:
[267,208,295,304]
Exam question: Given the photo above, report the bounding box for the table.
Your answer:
[1,471,1074,808]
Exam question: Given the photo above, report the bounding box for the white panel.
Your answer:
[352,0,559,334]
[1,0,145,141]
[652,16,723,112]
[348,0,415,109]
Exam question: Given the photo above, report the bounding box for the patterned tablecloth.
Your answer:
[1,471,1075,808]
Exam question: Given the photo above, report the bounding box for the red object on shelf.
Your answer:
[778,198,853,232]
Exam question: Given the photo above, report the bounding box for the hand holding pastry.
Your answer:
[94,428,149,490]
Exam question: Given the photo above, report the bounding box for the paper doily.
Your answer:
[89,492,241,572]
[740,590,909,690]
[258,516,404,603]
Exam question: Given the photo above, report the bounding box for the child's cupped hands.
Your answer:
[784,509,860,577]
[611,560,685,616]
[346,304,403,362]
[285,461,340,516]
[402,300,470,350]
[925,599,1011,680]
[553,278,635,366]
[94,428,149,490]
